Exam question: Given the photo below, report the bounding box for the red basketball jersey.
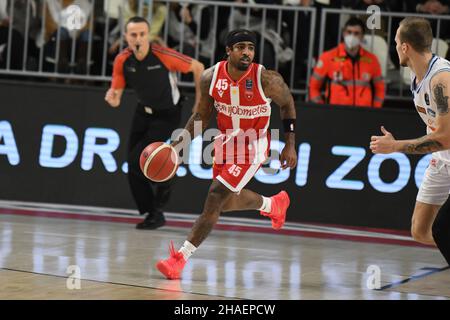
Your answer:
[209,61,271,164]
[209,61,272,134]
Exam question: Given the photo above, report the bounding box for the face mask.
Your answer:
[344,34,361,49]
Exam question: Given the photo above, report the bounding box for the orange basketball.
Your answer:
[140,142,179,182]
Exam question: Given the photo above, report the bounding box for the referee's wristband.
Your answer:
[283,119,296,133]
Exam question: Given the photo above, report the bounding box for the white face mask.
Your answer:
[344,34,361,50]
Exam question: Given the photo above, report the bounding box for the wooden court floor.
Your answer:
[0,213,449,300]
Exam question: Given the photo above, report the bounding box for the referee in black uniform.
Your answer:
[105,16,204,229]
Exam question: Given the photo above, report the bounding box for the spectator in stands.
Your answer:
[220,0,293,69]
[413,0,449,14]
[166,2,211,62]
[43,0,93,74]
[107,0,167,57]
[410,0,450,42]
[167,3,198,58]
[309,17,385,107]
[293,0,342,54]
[284,0,342,88]
[0,0,41,70]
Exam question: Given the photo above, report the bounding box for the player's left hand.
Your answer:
[280,144,297,169]
[370,126,397,154]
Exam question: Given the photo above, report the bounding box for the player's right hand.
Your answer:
[105,88,120,107]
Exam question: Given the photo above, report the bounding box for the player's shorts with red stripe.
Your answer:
[213,135,270,193]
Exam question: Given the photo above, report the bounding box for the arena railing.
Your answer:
[2,2,449,102]
[0,0,316,97]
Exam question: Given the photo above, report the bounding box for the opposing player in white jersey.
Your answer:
[156,29,298,279]
[370,18,450,265]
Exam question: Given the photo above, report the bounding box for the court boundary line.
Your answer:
[0,199,412,235]
[379,266,450,291]
[0,267,244,300]
[2,267,448,300]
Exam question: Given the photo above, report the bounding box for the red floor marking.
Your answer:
[0,207,433,249]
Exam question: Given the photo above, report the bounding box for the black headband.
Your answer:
[226,32,257,48]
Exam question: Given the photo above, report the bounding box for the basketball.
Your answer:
[139,142,179,182]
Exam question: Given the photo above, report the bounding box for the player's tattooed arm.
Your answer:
[400,136,444,154]
[261,69,297,169]
[370,126,447,154]
[261,70,296,119]
[172,67,215,147]
[433,82,449,115]
[401,73,450,154]
[261,69,296,142]
[374,73,450,155]
[406,72,450,153]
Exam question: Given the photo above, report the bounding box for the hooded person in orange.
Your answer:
[309,17,385,108]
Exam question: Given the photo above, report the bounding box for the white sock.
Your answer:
[178,240,197,261]
[259,196,272,213]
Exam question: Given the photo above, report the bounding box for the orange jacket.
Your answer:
[309,43,385,108]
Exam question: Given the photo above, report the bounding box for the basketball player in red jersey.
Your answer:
[156,29,298,280]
